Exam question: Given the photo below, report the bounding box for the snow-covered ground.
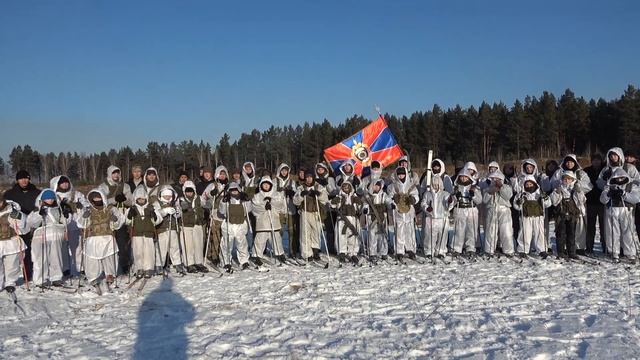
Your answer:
[2,241,640,359]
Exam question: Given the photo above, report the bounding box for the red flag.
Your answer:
[323,116,403,176]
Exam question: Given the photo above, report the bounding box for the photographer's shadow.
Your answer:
[133,277,195,360]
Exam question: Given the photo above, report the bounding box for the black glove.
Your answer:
[150,210,158,221]
[285,189,295,197]
[240,193,249,201]
[455,191,463,199]
[127,207,138,220]
[300,190,309,197]
[83,209,91,219]
[409,197,416,205]
[362,207,369,215]
[10,209,22,220]
[610,188,624,198]
[309,189,320,197]
[264,197,272,203]
[115,193,127,203]
[60,198,68,205]
[265,202,272,211]
[61,203,72,219]
[222,194,230,203]
[180,200,190,211]
[427,202,433,212]
[39,207,47,217]
[209,187,219,197]
[468,190,475,197]
[110,214,119,222]
[602,168,612,181]
[391,203,396,210]
[331,197,341,205]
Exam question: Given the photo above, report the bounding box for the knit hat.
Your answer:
[41,190,57,201]
[16,170,30,181]
[304,170,315,179]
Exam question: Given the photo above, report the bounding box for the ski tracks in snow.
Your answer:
[1,261,640,358]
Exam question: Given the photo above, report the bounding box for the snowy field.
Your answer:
[2,238,640,359]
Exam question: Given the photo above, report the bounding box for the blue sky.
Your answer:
[1,0,638,161]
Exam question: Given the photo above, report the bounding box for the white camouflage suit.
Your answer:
[599,168,640,259]
[330,182,363,257]
[387,167,419,256]
[179,181,205,267]
[362,179,391,257]
[125,187,162,273]
[218,182,252,267]
[27,189,68,286]
[482,170,515,255]
[450,171,482,254]
[76,189,125,284]
[421,176,452,257]
[513,175,552,254]
[50,175,88,275]
[251,177,286,258]
[154,186,185,270]
[551,154,593,251]
[0,201,28,289]
[293,178,329,260]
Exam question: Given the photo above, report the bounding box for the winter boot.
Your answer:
[175,264,187,275]
[106,275,115,285]
[338,253,347,263]
[539,252,548,260]
[253,257,263,266]
[187,265,198,273]
[242,263,250,270]
[144,270,153,278]
[195,264,209,273]
[312,248,322,261]
[4,286,15,293]
[52,280,64,287]
[136,270,144,279]
[224,264,233,273]
[407,251,416,260]
[277,255,286,264]
[350,255,359,264]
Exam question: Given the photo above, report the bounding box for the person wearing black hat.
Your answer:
[293,170,329,262]
[3,170,40,279]
[361,160,383,193]
[172,170,190,198]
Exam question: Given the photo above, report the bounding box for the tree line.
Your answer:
[3,85,639,185]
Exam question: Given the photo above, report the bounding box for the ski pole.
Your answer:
[267,207,280,259]
[314,192,331,267]
[11,214,29,291]
[110,210,119,289]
